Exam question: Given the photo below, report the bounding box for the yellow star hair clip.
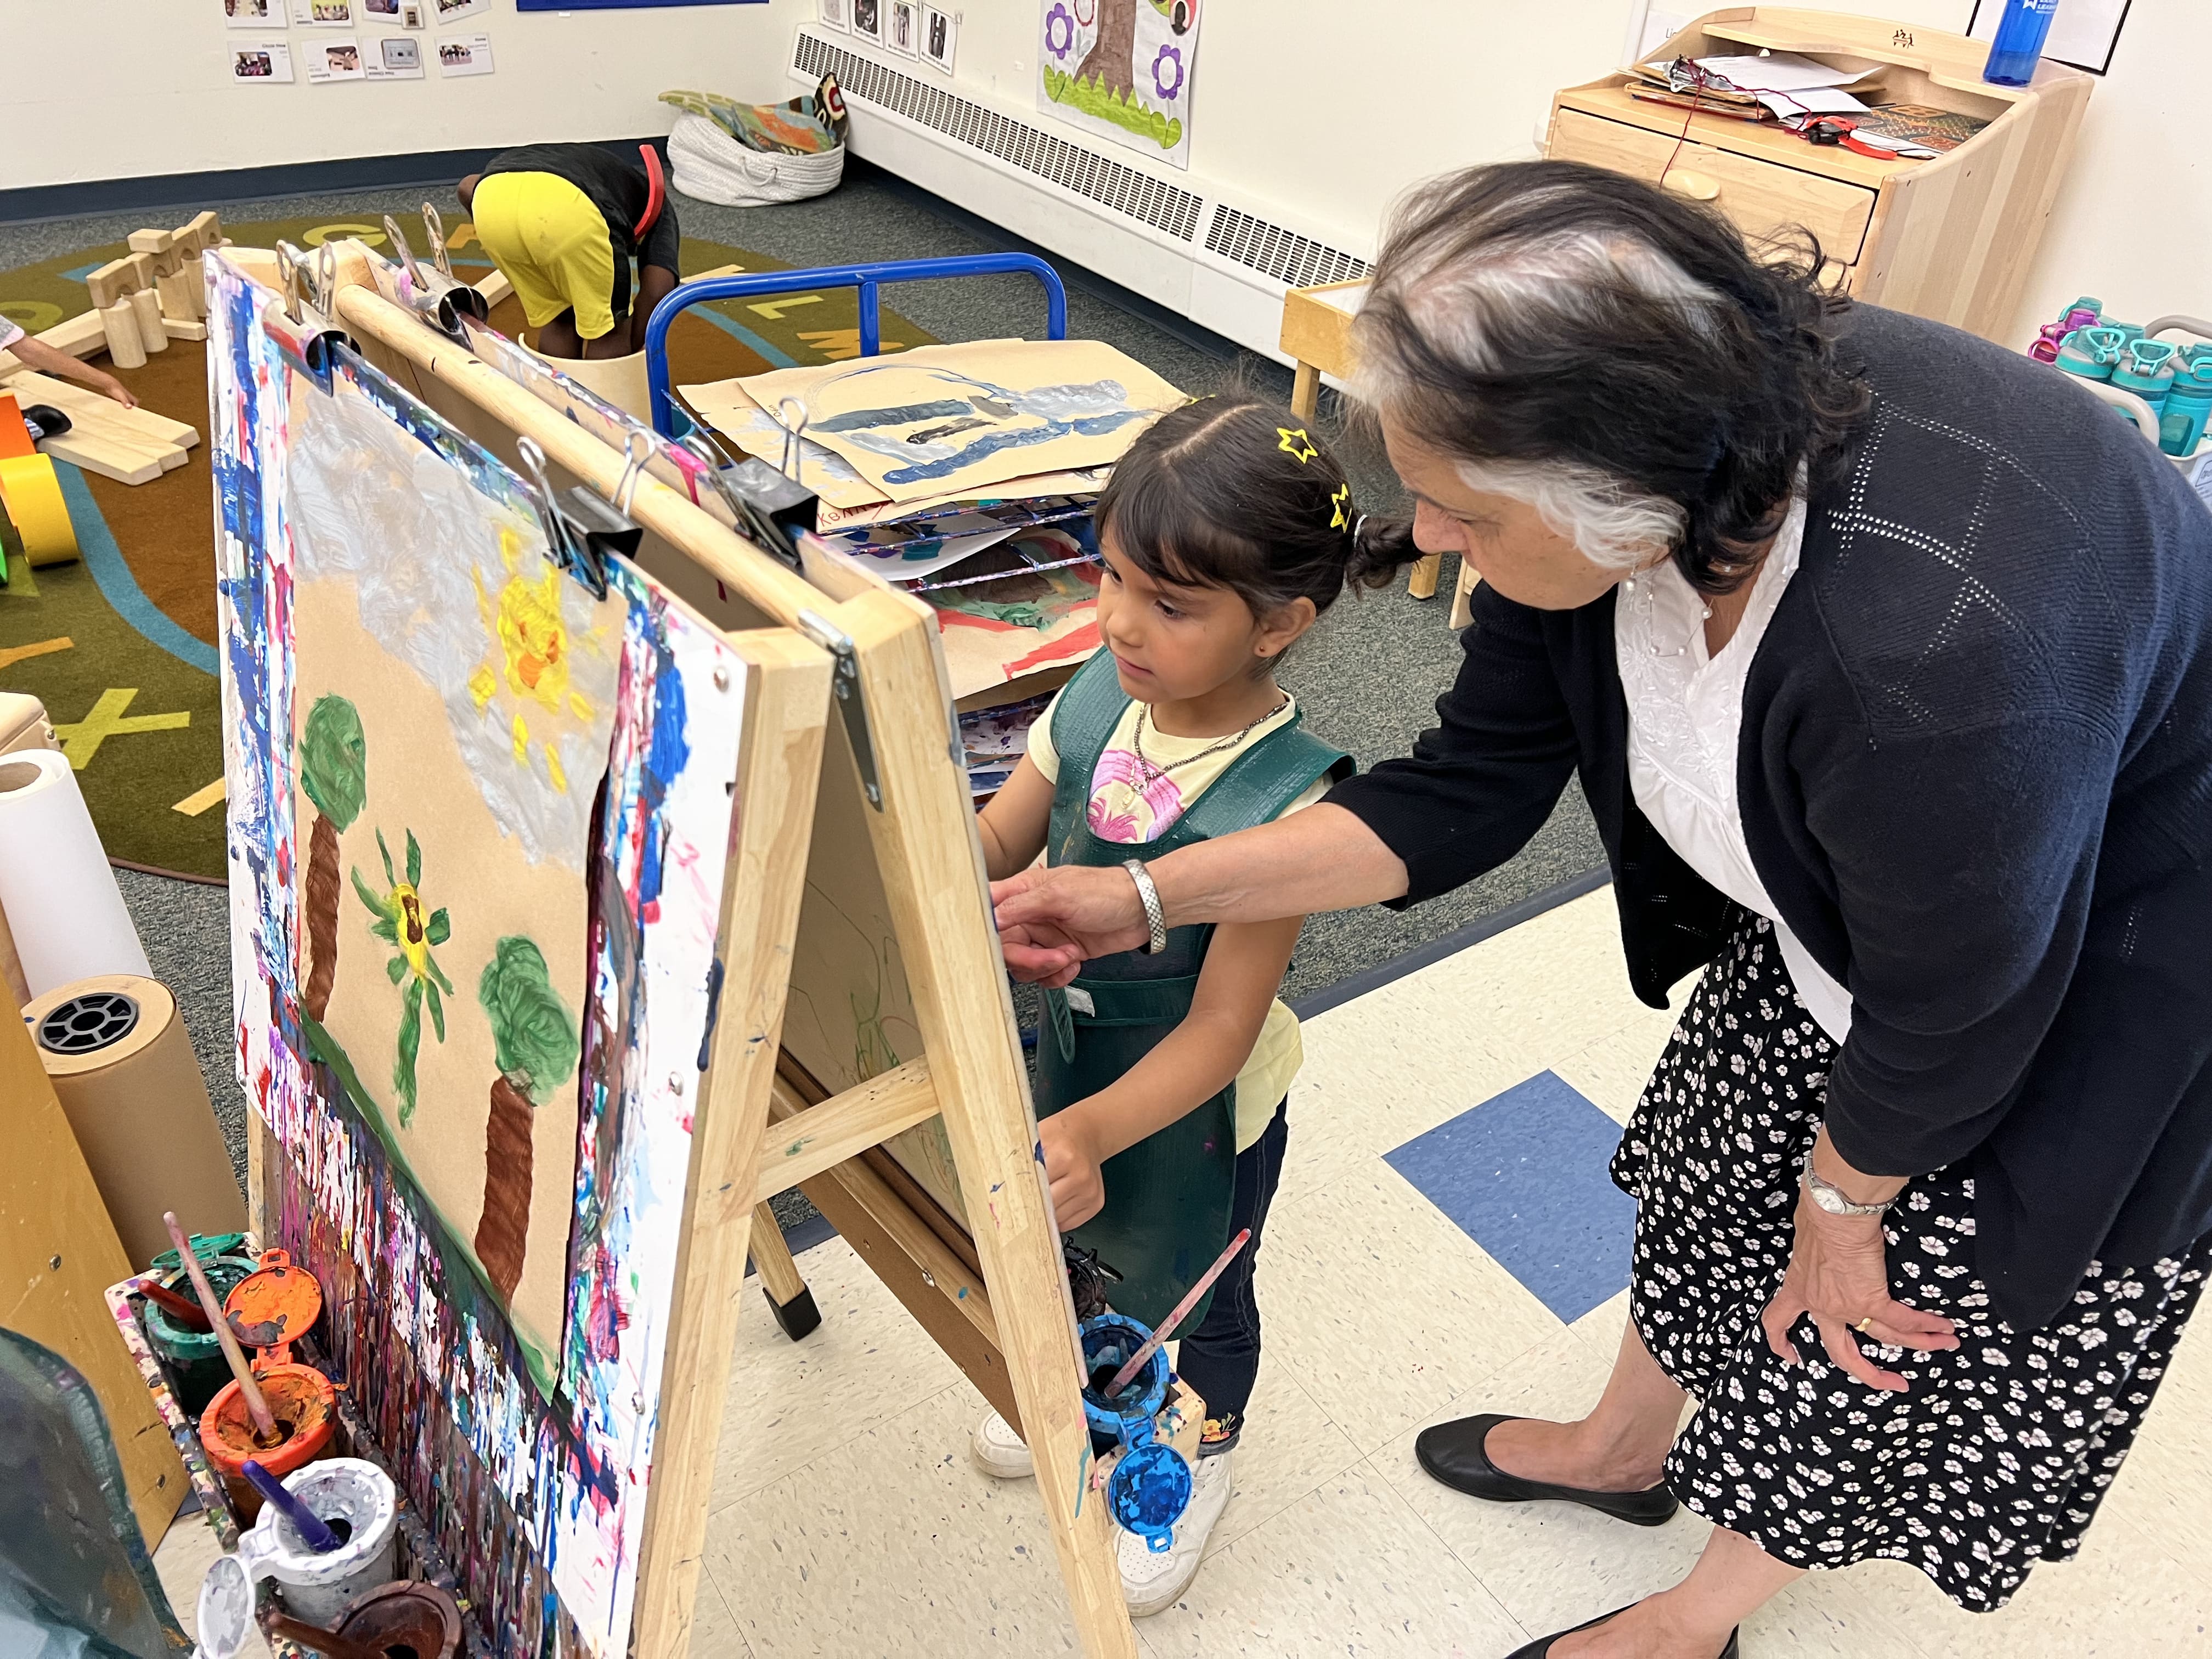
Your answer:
[1329,483,1352,530]
[1277,427,1318,464]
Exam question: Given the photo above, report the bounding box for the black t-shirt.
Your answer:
[480,143,681,278]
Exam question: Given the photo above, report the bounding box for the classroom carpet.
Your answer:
[3,164,1607,1197]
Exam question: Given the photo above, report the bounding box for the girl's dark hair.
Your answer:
[1353,160,1870,594]
[1097,397,1423,623]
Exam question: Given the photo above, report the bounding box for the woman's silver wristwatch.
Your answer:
[1804,1169,1897,1217]
[1121,859,1168,955]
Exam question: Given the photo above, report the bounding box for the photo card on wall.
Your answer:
[921,4,957,72]
[817,0,850,32]
[887,0,919,57]
[851,0,883,47]
[230,38,295,79]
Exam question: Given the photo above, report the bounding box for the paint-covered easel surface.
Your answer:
[211,247,751,1656]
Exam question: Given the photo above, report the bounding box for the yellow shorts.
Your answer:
[471,172,620,341]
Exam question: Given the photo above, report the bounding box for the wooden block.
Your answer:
[84,258,140,310]
[471,266,512,309]
[100,301,147,370]
[173,210,223,256]
[127,289,167,355]
[161,318,208,342]
[127,229,182,277]
[7,373,199,450]
[0,984,189,1548]
[155,268,199,323]
[123,252,159,293]
[35,431,166,487]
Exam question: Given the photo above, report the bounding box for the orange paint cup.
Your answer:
[223,1248,324,1365]
[197,1362,338,1523]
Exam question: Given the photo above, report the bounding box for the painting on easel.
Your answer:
[215,248,752,1655]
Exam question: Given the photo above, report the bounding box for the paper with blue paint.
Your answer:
[736,337,1184,504]
[1384,1071,1638,1324]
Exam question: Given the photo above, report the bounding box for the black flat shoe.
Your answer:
[1504,1606,1739,1658]
[1415,1413,1679,1526]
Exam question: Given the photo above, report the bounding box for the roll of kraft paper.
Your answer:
[25,974,247,1271]
[0,749,149,996]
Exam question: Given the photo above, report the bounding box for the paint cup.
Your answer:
[235,1458,400,1627]
[141,1255,255,1417]
[331,1581,463,1659]
[1077,1313,1191,1554]
[224,1248,324,1365]
[198,1361,338,1522]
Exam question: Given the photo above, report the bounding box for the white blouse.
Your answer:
[1613,496,1854,1043]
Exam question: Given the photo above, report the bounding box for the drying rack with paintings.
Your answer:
[219,239,1143,1658]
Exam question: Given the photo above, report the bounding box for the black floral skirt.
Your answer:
[1610,916,2211,1611]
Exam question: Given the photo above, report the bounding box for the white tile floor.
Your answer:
[153,890,2212,1657]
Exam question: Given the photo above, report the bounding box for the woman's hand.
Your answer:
[991,865,1149,986]
[1039,1107,1108,1229]
[1760,1194,1960,1392]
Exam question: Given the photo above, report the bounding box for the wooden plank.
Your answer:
[7,372,200,449]
[35,430,166,486]
[0,985,187,1547]
[162,319,208,343]
[748,1203,809,1307]
[830,584,1136,1657]
[630,626,833,1659]
[0,311,110,379]
[754,1057,939,1203]
[1278,285,1358,385]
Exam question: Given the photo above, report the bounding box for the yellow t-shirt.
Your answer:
[1028,690,1329,1153]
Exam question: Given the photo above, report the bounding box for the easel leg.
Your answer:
[843,595,1139,1658]
[1408,549,1442,600]
[751,1200,822,1341]
[1290,360,1320,420]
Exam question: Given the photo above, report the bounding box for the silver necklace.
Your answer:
[1132,695,1289,784]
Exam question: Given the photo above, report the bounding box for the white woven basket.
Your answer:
[666,112,844,208]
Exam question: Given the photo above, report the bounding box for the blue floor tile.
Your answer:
[1384,1071,1635,1323]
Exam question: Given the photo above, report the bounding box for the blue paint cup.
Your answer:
[1079,1312,1193,1554]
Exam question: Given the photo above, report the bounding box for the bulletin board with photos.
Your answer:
[819,0,959,73]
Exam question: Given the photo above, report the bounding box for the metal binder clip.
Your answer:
[550,428,648,581]
[383,213,487,337]
[420,202,453,278]
[614,427,651,517]
[678,430,817,573]
[264,241,350,386]
[772,396,810,485]
[274,242,306,323]
[515,436,611,600]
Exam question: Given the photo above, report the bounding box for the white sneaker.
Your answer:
[1119,1450,1233,1618]
[971,1408,1035,1479]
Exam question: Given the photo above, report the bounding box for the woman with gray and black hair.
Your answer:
[992,160,2212,1656]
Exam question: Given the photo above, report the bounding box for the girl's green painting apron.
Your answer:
[1036,652,1350,1338]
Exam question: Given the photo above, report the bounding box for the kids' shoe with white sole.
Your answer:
[971,1408,1034,1479]
[1120,1449,1233,1618]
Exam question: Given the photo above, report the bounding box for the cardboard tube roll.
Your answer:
[25,974,246,1271]
[0,749,149,995]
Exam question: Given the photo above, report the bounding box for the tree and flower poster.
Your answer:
[1037,0,1200,170]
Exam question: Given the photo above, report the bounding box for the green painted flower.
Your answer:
[351,827,453,1126]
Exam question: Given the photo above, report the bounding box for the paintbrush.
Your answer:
[1104,1228,1251,1398]
[162,1210,280,1445]
[242,1458,343,1553]
[132,1275,213,1330]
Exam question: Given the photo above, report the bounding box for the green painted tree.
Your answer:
[299,695,367,1022]
[351,828,452,1127]
[472,936,579,1301]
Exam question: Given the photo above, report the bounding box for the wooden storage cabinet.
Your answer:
[1546,7,2091,342]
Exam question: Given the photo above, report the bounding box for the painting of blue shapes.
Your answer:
[1384,1071,1636,1324]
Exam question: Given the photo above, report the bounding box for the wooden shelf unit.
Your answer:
[1552,7,2091,342]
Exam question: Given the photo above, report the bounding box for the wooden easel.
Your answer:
[249,249,1139,1658]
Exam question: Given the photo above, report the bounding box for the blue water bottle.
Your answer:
[2160,359,2212,458]
[1984,0,2062,86]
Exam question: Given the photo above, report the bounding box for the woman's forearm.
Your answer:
[1150,803,1408,928]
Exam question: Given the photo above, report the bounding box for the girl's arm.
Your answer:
[1039,912,1301,1227]
[975,754,1054,881]
[6,334,138,409]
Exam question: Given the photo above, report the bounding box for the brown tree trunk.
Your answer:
[1076,0,1137,97]
[475,1075,534,1301]
[303,812,340,1022]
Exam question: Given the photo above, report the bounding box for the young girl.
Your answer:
[969,396,1413,1614]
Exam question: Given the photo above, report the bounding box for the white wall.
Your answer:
[1,0,813,193]
[9,1,2204,349]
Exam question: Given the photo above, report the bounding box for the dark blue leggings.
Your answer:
[1171,1099,1288,1448]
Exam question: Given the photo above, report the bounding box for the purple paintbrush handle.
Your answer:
[242,1459,342,1552]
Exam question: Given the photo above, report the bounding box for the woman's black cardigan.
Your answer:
[1328,304,2212,1332]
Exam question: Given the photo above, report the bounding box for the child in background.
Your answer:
[970,397,1417,1613]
